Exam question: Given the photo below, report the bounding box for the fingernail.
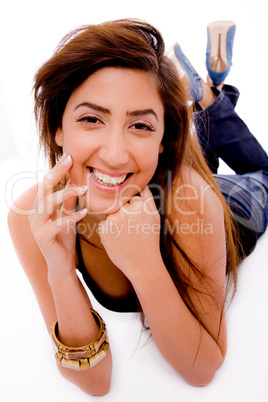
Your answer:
[141,185,148,194]
[79,208,87,215]
[62,155,72,166]
[66,178,73,187]
[79,185,88,193]
[59,153,66,162]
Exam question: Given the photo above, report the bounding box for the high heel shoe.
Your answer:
[206,21,236,87]
[173,43,203,102]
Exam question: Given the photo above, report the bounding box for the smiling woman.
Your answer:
[54,67,164,216]
[7,18,268,395]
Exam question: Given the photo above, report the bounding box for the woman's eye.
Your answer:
[132,122,156,132]
[76,116,102,124]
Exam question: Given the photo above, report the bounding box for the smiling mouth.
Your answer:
[88,168,132,187]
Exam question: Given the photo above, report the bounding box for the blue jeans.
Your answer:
[194,85,268,256]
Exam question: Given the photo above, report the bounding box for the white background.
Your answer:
[1,0,268,401]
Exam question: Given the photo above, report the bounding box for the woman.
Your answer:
[8,19,268,395]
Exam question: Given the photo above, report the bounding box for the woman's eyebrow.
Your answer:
[74,102,158,121]
[74,102,111,114]
[127,109,159,121]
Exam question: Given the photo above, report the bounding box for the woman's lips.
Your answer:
[87,167,133,192]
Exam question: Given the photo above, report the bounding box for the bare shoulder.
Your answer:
[8,184,39,261]
[167,167,226,277]
[8,183,38,211]
[168,166,224,223]
[7,185,57,328]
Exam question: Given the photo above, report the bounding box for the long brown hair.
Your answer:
[34,19,240,343]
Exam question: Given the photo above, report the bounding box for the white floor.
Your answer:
[2,150,268,402]
[1,0,268,400]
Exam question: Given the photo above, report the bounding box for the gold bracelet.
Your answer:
[54,341,109,371]
[50,309,109,371]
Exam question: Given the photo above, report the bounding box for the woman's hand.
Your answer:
[28,154,87,275]
[98,186,162,280]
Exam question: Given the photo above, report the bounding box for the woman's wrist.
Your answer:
[47,264,77,288]
[127,252,166,290]
[47,267,101,346]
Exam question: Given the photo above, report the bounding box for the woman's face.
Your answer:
[56,67,165,217]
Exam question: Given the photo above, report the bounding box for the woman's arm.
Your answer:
[99,174,227,386]
[131,223,227,386]
[8,158,112,396]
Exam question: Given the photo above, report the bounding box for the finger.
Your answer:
[140,186,158,214]
[140,185,151,199]
[128,195,142,204]
[35,154,73,208]
[50,208,88,237]
[61,179,80,214]
[37,185,87,221]
[120,196,143,215]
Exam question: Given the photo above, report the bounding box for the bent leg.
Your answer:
[194,87,268,254]
[194,85,268,174]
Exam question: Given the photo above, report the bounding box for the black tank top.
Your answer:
[76,236,140,313]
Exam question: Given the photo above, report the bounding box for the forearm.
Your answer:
[130,260,226,386]
[48,268,112,395]
[48,268,99,344]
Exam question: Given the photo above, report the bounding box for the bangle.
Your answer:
[50,309,109,371]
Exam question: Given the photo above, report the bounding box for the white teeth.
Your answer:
[91,169,127,186]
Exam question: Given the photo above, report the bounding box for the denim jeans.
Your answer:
[194,85,268,255]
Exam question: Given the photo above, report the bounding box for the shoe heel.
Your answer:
[206,21,236,86]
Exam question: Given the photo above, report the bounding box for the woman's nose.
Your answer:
[98,133,129,167]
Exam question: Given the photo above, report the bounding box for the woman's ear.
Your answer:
[55,128,63,147]
[159,143,164,154]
